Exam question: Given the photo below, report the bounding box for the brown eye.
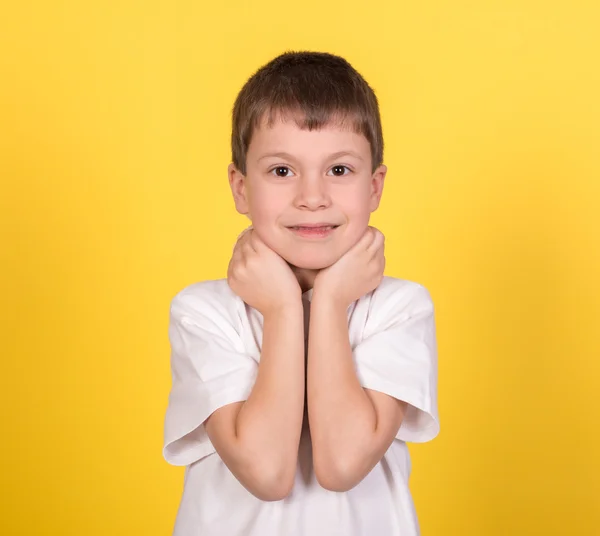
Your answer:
[270,166,294,178]
[329,165,351,177]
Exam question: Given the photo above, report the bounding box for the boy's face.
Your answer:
[229,115,386,278]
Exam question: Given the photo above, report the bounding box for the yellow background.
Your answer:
[1,1,599,534]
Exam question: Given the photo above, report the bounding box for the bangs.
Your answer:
[255,105,367,135]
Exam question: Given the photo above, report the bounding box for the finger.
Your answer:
[246,228,262,253]
[229,245,243,272]
[366,228,384,254]
[369,237,384,262]
[231,236,244,257]
[353,226,376,251]
[251,229,277,255]
[227,253,238,278]
[238,226,251,239]
[240,240,255,258]
[232,228,254,259]
[233,225,252,252]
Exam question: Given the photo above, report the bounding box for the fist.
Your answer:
[227,227,302,316]
[313,226,385,308]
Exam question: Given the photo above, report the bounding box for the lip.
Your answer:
[287,223,339,228]
[287,224,340,239]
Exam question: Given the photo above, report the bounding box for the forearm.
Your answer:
[307,295,379,490]
[235,302,305,486]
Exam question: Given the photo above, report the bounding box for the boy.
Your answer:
[163,50,439,535]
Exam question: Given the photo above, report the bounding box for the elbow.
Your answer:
[252,477,294,502]
[313,455,362,493]
[246,461,296,502]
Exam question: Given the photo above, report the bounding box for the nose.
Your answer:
[295,174,331,210]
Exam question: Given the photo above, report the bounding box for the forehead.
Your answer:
[248,115,370,159]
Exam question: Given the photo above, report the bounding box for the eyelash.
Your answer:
[268,165,352,178]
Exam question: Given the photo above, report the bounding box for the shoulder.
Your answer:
[368,276,435,319]
[170,278,242,323]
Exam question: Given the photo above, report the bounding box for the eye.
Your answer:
[328,165,352,177]
[269,166,295,178]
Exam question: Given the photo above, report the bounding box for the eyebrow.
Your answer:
[258,150,364,162]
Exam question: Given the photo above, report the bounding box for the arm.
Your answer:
[205,302,305,501]
[307,293,407,492]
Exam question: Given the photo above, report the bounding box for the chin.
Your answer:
[284,252,338,271]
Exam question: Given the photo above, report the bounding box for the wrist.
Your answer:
[311,286,349,312]
[262,299,304,319]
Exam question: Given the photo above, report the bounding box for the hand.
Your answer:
[313,226,385,308]
[228,227,302,316]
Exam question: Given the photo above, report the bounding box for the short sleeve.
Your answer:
[353,282,440,443]
[163,289,258,466]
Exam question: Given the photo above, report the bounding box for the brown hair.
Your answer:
[231,50,384,175]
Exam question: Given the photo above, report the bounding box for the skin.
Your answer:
[205,113,407,498]
[228,112,386,291]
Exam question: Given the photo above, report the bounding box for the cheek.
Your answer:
[338,189,373,225]
[336,191,373,246]
[336,181,372,208]
[247,187,284,223]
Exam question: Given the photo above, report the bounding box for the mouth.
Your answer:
[287,224,340,239]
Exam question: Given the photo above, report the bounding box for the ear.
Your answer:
[369,164,387,212]
[228,162,250,215]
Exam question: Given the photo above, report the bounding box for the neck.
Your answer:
[288,263,320,293]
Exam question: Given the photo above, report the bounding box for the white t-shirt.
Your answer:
[163,275,439,536]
